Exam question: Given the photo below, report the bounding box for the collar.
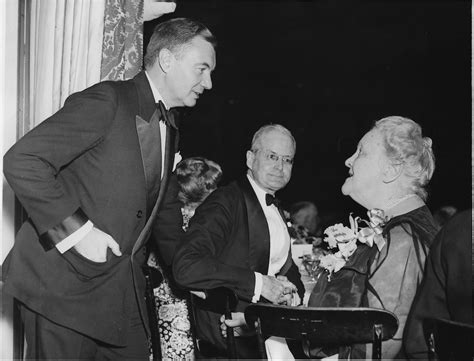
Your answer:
[247,173,273,209]
[384,194,425,219]
[145,71,169,110]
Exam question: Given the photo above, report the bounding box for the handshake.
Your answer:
[220,275,301,338]
[261,275,300,307]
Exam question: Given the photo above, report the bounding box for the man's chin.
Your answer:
[183,98,197,107]
[269,181,288,192]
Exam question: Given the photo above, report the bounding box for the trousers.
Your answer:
[21,302,149,361]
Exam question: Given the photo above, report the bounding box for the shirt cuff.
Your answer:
[252,272,263,303]
[55,220,94,254]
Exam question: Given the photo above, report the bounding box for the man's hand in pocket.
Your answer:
[73,227,122,262]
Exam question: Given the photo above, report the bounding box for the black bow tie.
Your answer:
[156,100,178,130]
[265,193,280,207]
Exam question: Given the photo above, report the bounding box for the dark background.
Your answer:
[145,1,471,223]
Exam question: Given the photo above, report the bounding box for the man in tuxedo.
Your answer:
[173,124,305,358]
[3,18,216,360]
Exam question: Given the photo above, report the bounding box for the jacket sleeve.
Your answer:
[403,210,472,359]
[151,173,185,267]
[3,82,118,249]
[172,188,256,302]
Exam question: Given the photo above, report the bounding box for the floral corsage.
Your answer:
[318,209,389,280]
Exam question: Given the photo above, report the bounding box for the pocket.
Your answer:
[62,248,118,280]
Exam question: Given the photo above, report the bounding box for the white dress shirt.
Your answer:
[247,174,291,302]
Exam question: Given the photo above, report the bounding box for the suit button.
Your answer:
[136,210,143,218]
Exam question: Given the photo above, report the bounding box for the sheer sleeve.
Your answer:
[367,223,428,359]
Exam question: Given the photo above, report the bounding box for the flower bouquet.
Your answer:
[318,209,388,281]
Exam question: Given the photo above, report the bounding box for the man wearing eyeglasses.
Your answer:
[173,124,305,358]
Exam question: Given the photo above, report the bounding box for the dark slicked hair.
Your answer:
[144,17,216,69]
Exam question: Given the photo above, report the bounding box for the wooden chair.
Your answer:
[424,318,474,361]
[143,265,163,361]
[189,287,239,359]
[244,304,398,360]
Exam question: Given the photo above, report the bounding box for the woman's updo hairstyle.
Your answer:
[175,157,223,207]
[374,116,435,201]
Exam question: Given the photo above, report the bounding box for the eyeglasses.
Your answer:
[253,149,294,165]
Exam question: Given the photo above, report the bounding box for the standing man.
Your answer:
[173,124,305,358]
[3,18,216,360]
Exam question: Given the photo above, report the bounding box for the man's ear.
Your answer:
[158,48,173,73]
[383,162,403,183]
[246,150,254,170]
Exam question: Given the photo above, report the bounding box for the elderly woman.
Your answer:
[324,115,439,358]
[149,156,222,360]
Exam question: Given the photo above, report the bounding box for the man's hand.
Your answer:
[73,227,121,262]
[276,275,300,306]
[144,0,177,22]
[190,290,206,299]
[261,275,297,304]
[220,312,253,337]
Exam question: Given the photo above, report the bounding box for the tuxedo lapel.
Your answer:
[238,177,270,274]
[133,71,156,121]
[132,124,176,255]
[135,110,161,215]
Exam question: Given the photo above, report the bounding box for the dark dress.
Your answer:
[309,199,438,359]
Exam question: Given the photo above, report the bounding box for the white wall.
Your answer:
[1,0,19,359]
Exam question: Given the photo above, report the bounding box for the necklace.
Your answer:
[384,193,417,211]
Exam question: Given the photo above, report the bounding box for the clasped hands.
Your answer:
[261,275,300,306]
[220,275,300,338]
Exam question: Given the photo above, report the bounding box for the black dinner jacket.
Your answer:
[2,71,183,346]
[173,176,304,351]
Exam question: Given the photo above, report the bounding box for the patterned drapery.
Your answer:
[101,0,145,81]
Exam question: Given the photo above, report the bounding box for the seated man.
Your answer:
[173,124,305,358]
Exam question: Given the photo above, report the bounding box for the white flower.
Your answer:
[172,152,182,171]
[319,253,346,274]
[319,211,388,280]
[324,223,356,244]
[325,234,337,248]
[337,239,357,259]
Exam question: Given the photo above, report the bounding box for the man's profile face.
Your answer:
[165,36,216,107]
[246,130,295,194]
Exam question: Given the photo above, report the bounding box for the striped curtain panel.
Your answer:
[28,0,106,129]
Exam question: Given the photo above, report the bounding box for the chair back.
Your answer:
[189,287,239,359]
[245,305,398,360]
[424,318,474,361]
